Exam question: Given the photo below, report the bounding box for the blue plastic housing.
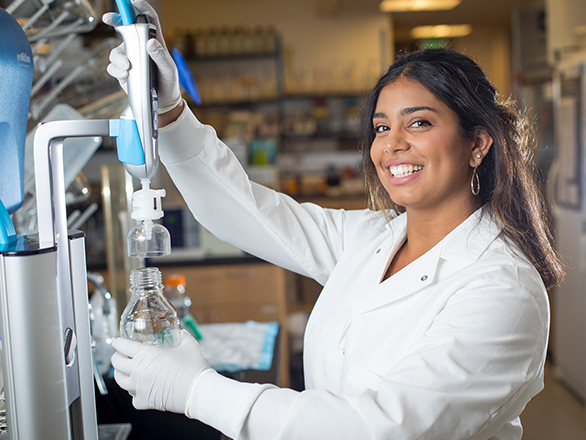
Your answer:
[172,48,202,105]
[109,119,146,166]
[0,8,34,216]
[0,199,17,249]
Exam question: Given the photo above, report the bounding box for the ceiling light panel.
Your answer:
[410,24,473,39]
[379,0,461,12]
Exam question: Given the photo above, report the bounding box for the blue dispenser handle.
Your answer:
[114,0,137,25]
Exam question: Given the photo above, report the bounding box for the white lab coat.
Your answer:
[157,104,549,440]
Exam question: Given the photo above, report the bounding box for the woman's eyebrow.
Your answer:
[401,106,437,115]
[373,106,438,120]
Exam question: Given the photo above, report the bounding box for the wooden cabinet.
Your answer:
[159,262,287,323]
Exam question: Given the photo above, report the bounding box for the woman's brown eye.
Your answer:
[412,120,431,128]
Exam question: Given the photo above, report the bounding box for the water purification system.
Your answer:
[0,0,171,437]
[0,7,100,440]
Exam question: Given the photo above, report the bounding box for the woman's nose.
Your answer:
[383,131,409,154]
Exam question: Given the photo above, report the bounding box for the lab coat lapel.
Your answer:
[349,239,443,319]
[348,207,501,321]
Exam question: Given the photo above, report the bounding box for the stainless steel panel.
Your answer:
[0,250,71,440]
[69,234,98,440]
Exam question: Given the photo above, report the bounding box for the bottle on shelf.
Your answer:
[217,27,231,56]
[242,26,255,54]
[164,273,203,340]
[120,267,181,348]
[265,25,277,55]
[195,28,207,58]
[205,27,219,56]
[230,26,245,55]
[253,26,266,54]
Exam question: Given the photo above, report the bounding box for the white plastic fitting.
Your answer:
[127,179,171,257]
[131,185,165,221]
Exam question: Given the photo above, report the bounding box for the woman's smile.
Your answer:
[387,162,424,179]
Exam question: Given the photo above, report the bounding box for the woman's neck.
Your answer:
[408,199,480,250]
[385,200,481,279]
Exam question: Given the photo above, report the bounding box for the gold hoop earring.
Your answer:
[471,164,480,196]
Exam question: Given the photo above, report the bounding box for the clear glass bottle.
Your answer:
[120,267,181,348]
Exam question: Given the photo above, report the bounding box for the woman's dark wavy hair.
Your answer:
[360,47,564,288]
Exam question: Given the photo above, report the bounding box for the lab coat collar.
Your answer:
[437,206,502,265]
[383,206,502,265]
[350,206,502,321]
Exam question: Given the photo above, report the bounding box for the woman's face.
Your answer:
[370,78,477,216]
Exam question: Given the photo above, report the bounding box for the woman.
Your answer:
[106,2,564,439]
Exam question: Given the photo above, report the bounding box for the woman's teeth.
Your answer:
[389,164,423,178]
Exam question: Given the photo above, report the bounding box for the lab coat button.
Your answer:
[376,248,381,254]
[420,274,428,281]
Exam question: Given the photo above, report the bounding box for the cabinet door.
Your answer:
[192,304,280,324]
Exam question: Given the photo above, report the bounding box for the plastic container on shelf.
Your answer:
[164,273,203,340]
[120,267,181,347]
[164,273,190,319]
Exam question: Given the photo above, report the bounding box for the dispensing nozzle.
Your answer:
[127,179,171,258]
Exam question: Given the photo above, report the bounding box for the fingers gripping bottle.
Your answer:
[120,267,180,347]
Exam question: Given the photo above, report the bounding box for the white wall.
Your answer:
[157,1,512,97]
[159,0,392,93]
[546,0,586,64]
[454,26,512,98]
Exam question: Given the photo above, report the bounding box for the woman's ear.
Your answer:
[470,129,493,167]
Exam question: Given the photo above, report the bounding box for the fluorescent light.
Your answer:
[410,24,473,39]
[379,0,461,12]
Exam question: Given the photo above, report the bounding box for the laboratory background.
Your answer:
[0,0,586,439]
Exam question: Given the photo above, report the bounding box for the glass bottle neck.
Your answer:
[130,267,164,295]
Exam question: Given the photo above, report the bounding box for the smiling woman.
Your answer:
[367,76,496,277]
[361,48,564,289]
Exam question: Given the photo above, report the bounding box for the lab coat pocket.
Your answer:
[345,362,383,396]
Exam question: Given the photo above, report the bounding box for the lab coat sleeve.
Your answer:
[185,271,547,440]
[157,103,369,284]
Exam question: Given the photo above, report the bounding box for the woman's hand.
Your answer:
[111,330,211,414]
[102,0,182,115]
